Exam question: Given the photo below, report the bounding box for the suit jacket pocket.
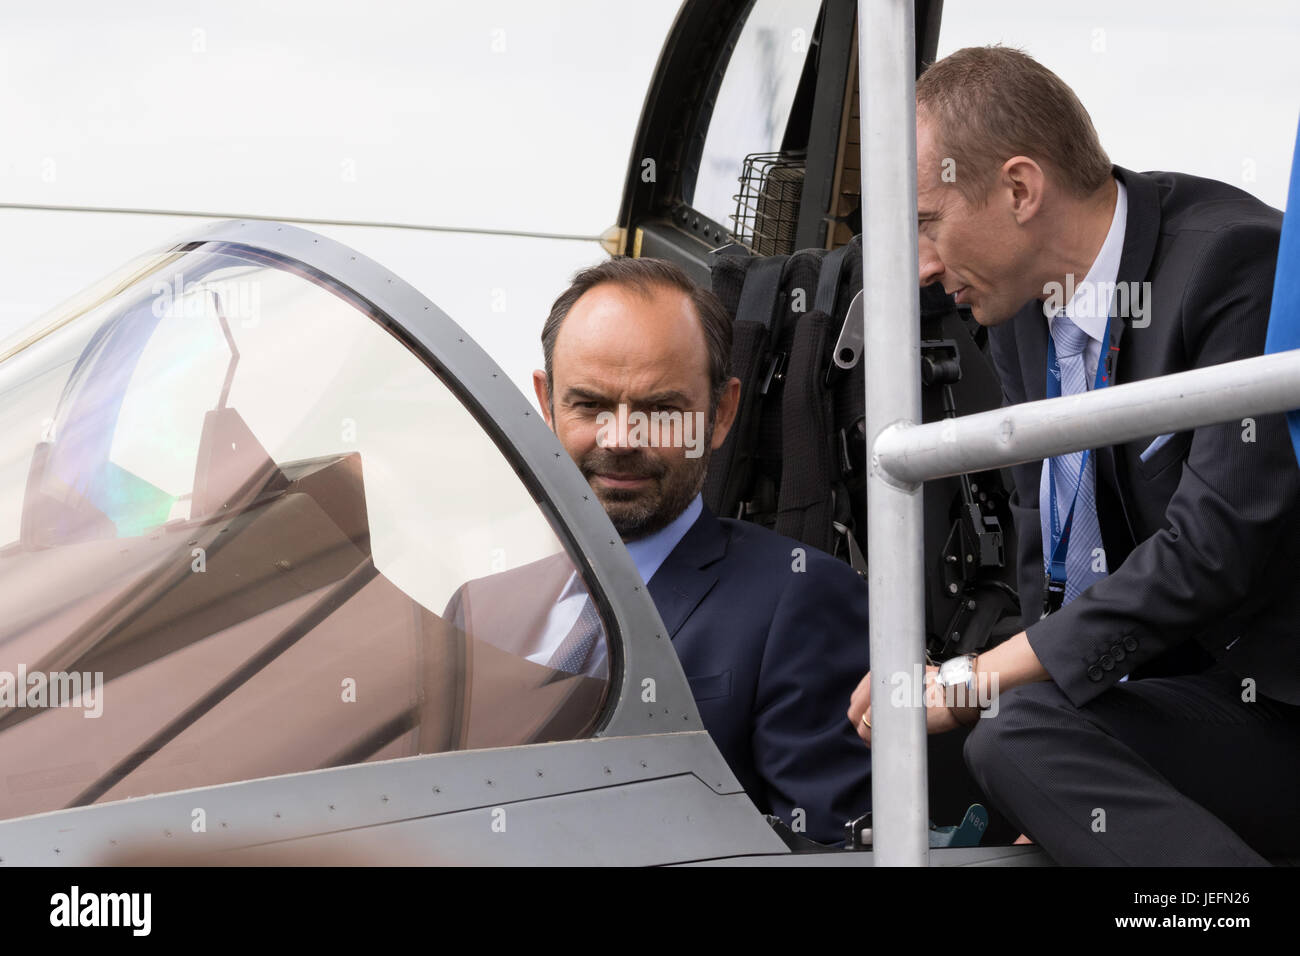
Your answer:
[1135,430,1193,480]
[687,670,732,701]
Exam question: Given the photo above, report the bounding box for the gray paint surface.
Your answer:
[0,733,796,866]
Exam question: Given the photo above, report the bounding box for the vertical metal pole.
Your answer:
[859,0,929,865]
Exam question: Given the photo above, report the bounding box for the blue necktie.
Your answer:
[1040,313,1108,606]
[547,597,603,674]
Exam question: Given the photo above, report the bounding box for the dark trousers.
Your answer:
[963,664,1300,865]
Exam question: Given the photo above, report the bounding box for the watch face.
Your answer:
[940,656,973,686]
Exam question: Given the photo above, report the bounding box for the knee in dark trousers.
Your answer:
[963,680,1077,776]
[959,677,1279,865]
[960,681,1102,852]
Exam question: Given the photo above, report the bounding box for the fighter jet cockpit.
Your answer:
[0,226,616,823]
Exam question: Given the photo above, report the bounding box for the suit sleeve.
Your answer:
[751,551,873,844]
[1027,221,1298,707]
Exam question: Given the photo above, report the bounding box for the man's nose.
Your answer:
[918,237,944,287]
[597,404,639,453]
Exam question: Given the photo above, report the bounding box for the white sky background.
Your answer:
[0,0,682,399]
[0,0,1297,400]
[938,0,1300,209]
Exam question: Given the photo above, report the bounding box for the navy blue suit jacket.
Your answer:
[648,506,872,844]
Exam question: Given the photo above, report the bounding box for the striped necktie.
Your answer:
[1039,312,1109,606]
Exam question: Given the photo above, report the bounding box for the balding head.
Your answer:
[534,258,741,540]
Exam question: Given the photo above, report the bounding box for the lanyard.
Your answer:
[1043,314,1114,614]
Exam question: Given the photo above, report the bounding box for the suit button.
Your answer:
[1100,655,1115,671]
[1123,636,1138,652]
[1112,646,1126,662]
[1087,665,1104,681]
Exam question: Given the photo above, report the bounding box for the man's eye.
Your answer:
[573,401,601,410]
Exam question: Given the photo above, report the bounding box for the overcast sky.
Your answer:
[1,0,1296,398]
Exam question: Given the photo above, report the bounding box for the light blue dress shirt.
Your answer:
[528,494,705,677]
[1036,178,1131,680]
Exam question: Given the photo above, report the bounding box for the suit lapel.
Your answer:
[1017,303,1049,401]
[646,507,727,639]
[1100,166,1162,545]
[1108,166,1162,364]
[1008,168,1161,552]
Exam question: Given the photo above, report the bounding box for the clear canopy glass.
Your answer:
[0,237,610,822]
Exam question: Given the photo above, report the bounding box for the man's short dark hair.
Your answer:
[541,257,734,415]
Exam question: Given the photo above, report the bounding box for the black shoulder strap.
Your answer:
[774,309,836,553]
[736,255,788,329]
[703,255,788,518]
[814,242,853,317]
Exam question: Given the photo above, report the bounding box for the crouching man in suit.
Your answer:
[501,256,873,843]
[851,45,1300,865]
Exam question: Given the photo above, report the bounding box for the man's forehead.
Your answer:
[554,282,711,391]
[568,282,694,331]
[915,116,946,191]
[559,359,702,406]
[563,377,693,405]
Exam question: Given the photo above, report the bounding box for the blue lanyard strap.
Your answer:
[1045,314,1114,589]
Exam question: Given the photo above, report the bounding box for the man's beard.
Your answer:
[578,419,714,541]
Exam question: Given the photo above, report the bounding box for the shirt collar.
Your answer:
[557,494,703,601]
[1043,177,1128,343]
[624,493,703,585]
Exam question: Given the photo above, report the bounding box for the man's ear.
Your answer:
[532,369,554,429]
[710,377,742,450]
[1001,155,1045,225]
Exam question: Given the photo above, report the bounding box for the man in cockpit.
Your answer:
[518,256,873,844]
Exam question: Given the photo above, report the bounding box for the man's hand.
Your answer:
[847,665,974,747]
[847,632,1050,746]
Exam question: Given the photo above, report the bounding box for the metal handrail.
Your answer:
[876,349,1300,486]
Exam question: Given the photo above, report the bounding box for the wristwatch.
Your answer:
[935,653,979,705]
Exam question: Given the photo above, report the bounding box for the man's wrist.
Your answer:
[974,630,1049,691]
[949,704,980,727]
